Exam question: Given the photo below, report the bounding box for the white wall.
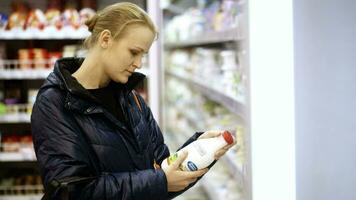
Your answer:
[294,0,356,200]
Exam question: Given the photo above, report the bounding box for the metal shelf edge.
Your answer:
[164,28,242,48]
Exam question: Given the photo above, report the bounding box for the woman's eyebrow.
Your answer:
[133,46,148,53]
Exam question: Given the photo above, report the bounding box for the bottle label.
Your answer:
[192,142,206,156]
[167,153,178,165]
[186,161,198,171]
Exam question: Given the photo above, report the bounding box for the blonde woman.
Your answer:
[31,2,235,199]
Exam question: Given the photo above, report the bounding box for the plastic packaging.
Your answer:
[161,130,234,171]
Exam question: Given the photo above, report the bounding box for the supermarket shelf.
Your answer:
[0,185,43,200]
[221,151,245,186]
[0,28,90,40]
[163,4,185,14]
[0,152,36,162]
[0,194,42,200]
[201,178,223,200]
[0,66,147,80]
[0,160,38,169]
[166,70,247,118]
[164,28,241,48]
[0,114,31,124]
[0,69,52,80]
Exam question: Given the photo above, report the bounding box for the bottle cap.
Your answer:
[222,131,234,145]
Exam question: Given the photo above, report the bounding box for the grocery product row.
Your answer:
[0,79,38,122]
[0,88,38,106]
[0,175,43,196]
[0,44,85,66]
[163,77,247,199]
[164,0,245,44]
[162,0,249,199]
[165,48,247,105]
[0,44,83,80]
[0,134,35,161]
[0,0,96,39]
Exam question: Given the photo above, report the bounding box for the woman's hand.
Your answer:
[198,130,237,160]
[162,151,208,192]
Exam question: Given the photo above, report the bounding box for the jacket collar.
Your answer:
[51,57,146,102]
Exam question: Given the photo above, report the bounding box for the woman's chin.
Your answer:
[114,76,129,84]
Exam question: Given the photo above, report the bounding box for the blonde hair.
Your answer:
[83,2,157,49]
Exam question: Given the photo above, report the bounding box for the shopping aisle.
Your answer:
[0,0,249,199]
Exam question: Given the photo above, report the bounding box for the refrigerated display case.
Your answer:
[158,0,251,199]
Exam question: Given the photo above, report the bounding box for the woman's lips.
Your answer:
[126,70,133,75]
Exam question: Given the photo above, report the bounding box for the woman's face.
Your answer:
[100,24,155,84]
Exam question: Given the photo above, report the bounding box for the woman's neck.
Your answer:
[72,51,110,89]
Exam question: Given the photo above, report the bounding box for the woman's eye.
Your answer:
[130,50,138,56]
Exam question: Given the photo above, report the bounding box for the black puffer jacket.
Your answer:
[31,57,204,199]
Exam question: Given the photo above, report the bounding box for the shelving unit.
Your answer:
[165,28,242,49]
[0,69,52,80]
[0,2,98,199]
[0,29,90,40]
[0,1,153,199]
[222,151,245,185]
[166,70,247,119]
[161,0,250,199]
[0,194,43,200]
[200,178,222,200]
[0,114,31,124]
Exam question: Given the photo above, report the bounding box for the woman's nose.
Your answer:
[133,57,142,69]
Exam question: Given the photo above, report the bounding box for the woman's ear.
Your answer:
[98,29,112,49]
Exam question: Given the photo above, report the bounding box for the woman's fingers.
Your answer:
[180,168,208,179]
[214,149,227,159]
[171,151,188,170]
[198,130,223,139]
[214,141,238,159]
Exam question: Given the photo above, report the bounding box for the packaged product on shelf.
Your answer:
[18,49,31,69]
[6,1,29,30]
[220,50,239,96]
[164,0,242,42]
[63,45,79,57]
[19,135,35,160]
[201,161,243,200]
[45,8,61,30]
[161,131,234,171]
[79,7,96,26]
[4,88,21,105]
[62,8,81,30]
[237,50,248,101]
[25,9,46,30]
[221,0,240,30]
[0,102,5,115]
[235,125,246,166]
[0,13,7,30]
[196,48,221,81]
[1,135,20,152]
[212,4,224,31]
[48,52,62,68]
[189,9,206,38]
[0,43,6,69]
[32,48,48,68]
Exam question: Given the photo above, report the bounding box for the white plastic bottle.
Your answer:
[161,131,234,171]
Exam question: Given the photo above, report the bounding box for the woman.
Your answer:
[31,2,235,199]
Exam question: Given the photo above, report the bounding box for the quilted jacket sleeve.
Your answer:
[31,92,168,200]
[136,93,212,199]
